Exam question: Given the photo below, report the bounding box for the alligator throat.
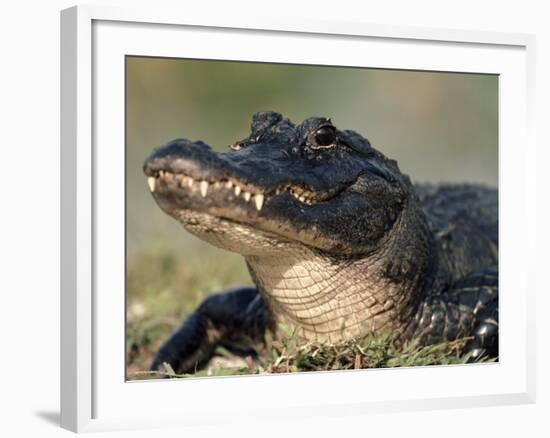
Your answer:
[245,206,431,344]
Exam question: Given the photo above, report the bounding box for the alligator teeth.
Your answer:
[159,170,165,178]
[147,177,156,192]
[254,194,264,211]
[188,178,194,188]
[225,181,233,189]
[234,186,241,196]
[243,191,251,202]
[299,195,306,203]
[200,180,209,197]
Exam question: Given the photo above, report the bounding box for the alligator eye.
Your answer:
[313,126,336,148]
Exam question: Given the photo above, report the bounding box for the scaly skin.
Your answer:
[143,112,498,373]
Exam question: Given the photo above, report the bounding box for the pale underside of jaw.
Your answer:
[146,170,323,211]
[173,208,300,257]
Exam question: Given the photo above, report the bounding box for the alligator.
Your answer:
[143,111,498,374]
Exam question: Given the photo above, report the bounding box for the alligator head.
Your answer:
[143,111,431,342]
[143,111,420,256]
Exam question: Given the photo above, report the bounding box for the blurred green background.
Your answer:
[125,56,498,378]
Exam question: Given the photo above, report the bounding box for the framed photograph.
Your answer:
[61,5,536,432]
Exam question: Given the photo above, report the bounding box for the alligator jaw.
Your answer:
[147,169,271,212]
[144,166,350,255]
[145,168,339,211]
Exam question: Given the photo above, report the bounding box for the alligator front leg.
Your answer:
[150,287,272,374]
[407,267,499,361]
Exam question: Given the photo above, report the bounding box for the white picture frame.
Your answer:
[60,5,536,433]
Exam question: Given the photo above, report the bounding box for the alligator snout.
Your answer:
[143,138,224,179]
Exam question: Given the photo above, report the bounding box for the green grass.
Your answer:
[126,246,492,380]
[131,328,492,380]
